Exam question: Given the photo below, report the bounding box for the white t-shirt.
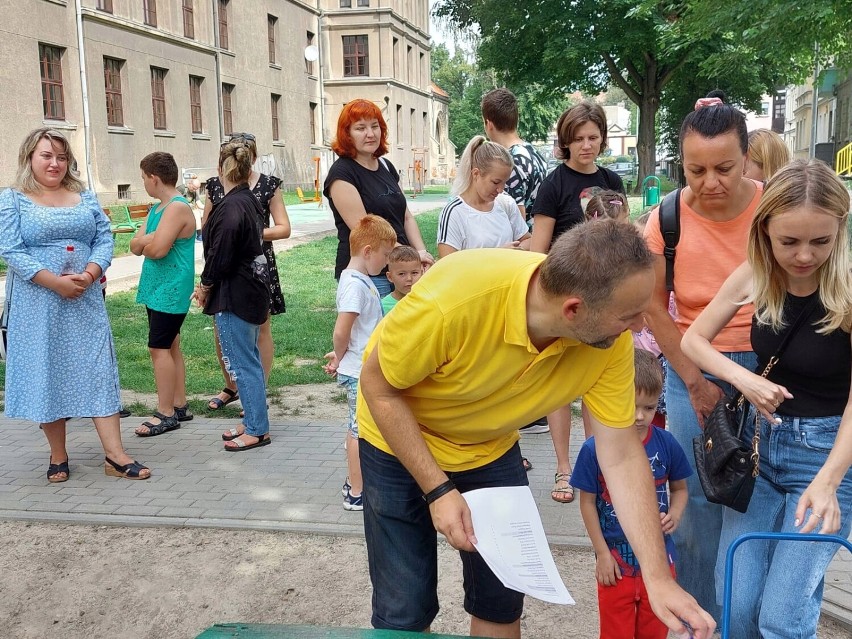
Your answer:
[437,193,529,251]
[336,269,383,378]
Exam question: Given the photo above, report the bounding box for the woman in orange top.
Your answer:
[643,92,762,621]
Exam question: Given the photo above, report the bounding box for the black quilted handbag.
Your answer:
[692,296,817,513]
[693,395,756,513]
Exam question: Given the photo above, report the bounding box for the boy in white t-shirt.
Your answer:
[323,215,396,511]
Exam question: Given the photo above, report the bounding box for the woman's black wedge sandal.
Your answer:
[104,457,150,480]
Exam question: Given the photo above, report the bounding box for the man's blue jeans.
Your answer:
[215,311,269,437]
[665,350,756,621]
[716,413,852,639]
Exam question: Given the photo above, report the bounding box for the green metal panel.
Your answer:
[196,624,472,639]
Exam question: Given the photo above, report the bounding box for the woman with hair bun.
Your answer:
[203,132,291,413]
[194,140,272,451]
[643,91,762,620]
[323,99,433,296]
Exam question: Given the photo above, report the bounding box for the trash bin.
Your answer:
[642,176,661,207]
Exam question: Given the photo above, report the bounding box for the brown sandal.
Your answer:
[551,472,575,503]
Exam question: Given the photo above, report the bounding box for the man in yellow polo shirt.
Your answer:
[358,221,715,639]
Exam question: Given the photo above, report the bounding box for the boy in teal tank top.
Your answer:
[130,152,198,437]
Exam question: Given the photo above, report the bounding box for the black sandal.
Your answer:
[104,457,150,480]
[135,412,180,437]
[174,404,194,422]
[47,459,70,483]
[208,388,238,410]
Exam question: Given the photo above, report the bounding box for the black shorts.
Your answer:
[146,307,187,349]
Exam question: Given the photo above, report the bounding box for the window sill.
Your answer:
[43,120,77,130]
[269,63,282,70]
[107,125,134,135]
[220,49,235,58]
[191,133,211,141]
[154,130,176,138]
[306,73,318,80]
[272,140,286,147]
[43,0,67,5]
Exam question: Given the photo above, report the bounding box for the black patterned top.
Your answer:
[206,173,285,314]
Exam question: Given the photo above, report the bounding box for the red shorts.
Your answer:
[596,566,675,639]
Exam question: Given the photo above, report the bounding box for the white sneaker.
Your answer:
[519,418,549,434]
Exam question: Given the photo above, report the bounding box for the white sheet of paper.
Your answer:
[462,485,574,605]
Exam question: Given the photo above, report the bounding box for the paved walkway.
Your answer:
[0,191,850,629]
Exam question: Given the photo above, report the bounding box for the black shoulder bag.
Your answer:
[693,297,817,513]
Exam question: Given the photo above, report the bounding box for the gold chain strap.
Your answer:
[750,355,778,478]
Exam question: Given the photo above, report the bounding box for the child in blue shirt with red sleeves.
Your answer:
[570,349,692,639]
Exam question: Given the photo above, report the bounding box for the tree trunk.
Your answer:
[635,90,658,196]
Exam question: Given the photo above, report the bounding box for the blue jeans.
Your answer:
[665,350,756,621]
[370,274,393,298]
[360,440,529,631]
[215,311,269,437]
[716,413,852,639]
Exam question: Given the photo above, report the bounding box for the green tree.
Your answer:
[431,43,567,153]
[435,0,696,188]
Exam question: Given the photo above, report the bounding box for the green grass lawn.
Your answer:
[0,210,442,399]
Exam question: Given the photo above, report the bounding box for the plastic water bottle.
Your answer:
[60,245,75,276]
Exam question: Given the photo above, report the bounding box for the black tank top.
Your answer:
[751,290,851,417]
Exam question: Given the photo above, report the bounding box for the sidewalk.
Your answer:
[0,191,850,629]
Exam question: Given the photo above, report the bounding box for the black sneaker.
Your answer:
[119,407,131,418]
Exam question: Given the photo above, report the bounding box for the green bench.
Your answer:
[196,624,470,638]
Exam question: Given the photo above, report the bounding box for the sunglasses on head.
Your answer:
[223,132,255,144]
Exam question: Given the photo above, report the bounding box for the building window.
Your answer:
[96,0,113,12]
[268,15,277,65]
[342,35,368,77]
[306,31,315,75]
[339,0,351,7]
[222,83,234,136]
[393,38,399,78]
[419,52,425,88]
[182,0,194,39]
[118,184,131,200]
[423,111,428,149]
[150,67,167,130]
[396,104,402,143]
[38,44,65,120]
[357,0,369,5]
[189,75,203,134]
[407,45,412,84]
[410,108,415,146]
[104,57,124,127]
[309,102,318,145]
[271,94,281,140]
[143,0,157,27]
[218,0,229,50]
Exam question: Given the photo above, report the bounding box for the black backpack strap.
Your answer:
[658,188,681,293]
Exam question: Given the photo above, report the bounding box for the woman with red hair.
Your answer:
[323,99,433,294]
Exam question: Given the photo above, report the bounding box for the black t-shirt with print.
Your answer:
[323,156,410,278]
[506,142,548,217]
[531,163,624,243]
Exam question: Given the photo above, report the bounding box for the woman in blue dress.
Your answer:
[0,128,150,481]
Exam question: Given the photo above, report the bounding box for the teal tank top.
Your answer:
[136,195,196,314]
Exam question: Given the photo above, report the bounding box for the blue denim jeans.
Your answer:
[716,413,852,639]
[360,440,529,631]
[215,311,269,437]
[665,350,757,621]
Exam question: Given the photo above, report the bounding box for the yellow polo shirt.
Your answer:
[357,249,636,472]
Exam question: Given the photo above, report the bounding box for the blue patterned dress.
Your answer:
[0,189,120,423]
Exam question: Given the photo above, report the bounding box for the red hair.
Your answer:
[331,99,389,159]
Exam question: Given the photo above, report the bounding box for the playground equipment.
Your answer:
[720,531,852,638]
[408,150,426,197]
[297,157,323,206]
[642,175,661,207]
